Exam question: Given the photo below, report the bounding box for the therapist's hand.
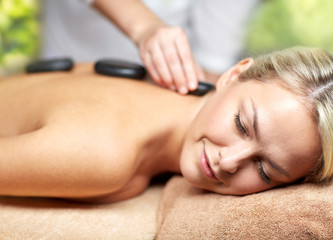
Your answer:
[137,25,205,94]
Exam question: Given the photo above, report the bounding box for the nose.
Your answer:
[218,143,256,174]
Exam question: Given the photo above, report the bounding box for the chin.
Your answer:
[180,160,213,192]
[180,154,200,184]
[180,141,215,191]
[186,179,213,192]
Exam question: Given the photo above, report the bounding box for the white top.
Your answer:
[41,0,258,73]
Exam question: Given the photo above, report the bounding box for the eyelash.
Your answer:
[234,113,247,135]
[258,160,271,184]
[234,113,270,184]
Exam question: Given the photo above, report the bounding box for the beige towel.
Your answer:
[0,185,163,240]
[156,176,333,240]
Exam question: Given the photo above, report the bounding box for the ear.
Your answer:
[216,58,254,90]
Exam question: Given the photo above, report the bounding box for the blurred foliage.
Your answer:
[0,0,40,76]
[245,0,333,56]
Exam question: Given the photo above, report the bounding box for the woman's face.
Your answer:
[180,62,321,195]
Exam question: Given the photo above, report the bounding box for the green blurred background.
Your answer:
[0,0,40,77]
[245,0,333,56]
[0,0,333,76]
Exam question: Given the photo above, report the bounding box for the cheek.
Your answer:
[229,180,267,195]
[190,96,231,142]
[180,137,201,177]
[219,171,272,195]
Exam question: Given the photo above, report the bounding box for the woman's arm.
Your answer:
[93,0,205,94]
[94,0,162,44]
[0,125,133,199]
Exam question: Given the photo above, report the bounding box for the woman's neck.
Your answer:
[137,90,211,177]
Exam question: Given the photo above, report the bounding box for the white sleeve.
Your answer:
[80,0,94,5]
[190,0,259,73]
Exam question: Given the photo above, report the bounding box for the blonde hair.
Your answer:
[239,47,333,183]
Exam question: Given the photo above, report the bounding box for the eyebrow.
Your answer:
[249,98,290,179]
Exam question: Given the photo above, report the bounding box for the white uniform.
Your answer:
[41,0,258,73]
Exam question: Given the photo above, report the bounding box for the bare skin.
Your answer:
[0,60,320,203]
[0,64,205,202]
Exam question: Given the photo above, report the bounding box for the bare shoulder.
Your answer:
[0,117,142,199]
[47,115,142,191]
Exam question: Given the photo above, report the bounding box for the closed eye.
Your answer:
[257,160,271,184]
[234,113,247,136]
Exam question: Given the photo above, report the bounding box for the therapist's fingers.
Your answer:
[139,25,202,94]
[140,29,176,91]
[160,34,188,94]
[149,42,176,90]
[141,51,163,86]
[174,30,198,91]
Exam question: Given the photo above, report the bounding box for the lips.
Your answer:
[199,143,219,181]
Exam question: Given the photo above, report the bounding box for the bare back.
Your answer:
[0,65,199,202]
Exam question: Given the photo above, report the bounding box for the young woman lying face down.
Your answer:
[0,47,332,202]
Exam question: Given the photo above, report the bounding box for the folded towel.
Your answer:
[156,176,333,240]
